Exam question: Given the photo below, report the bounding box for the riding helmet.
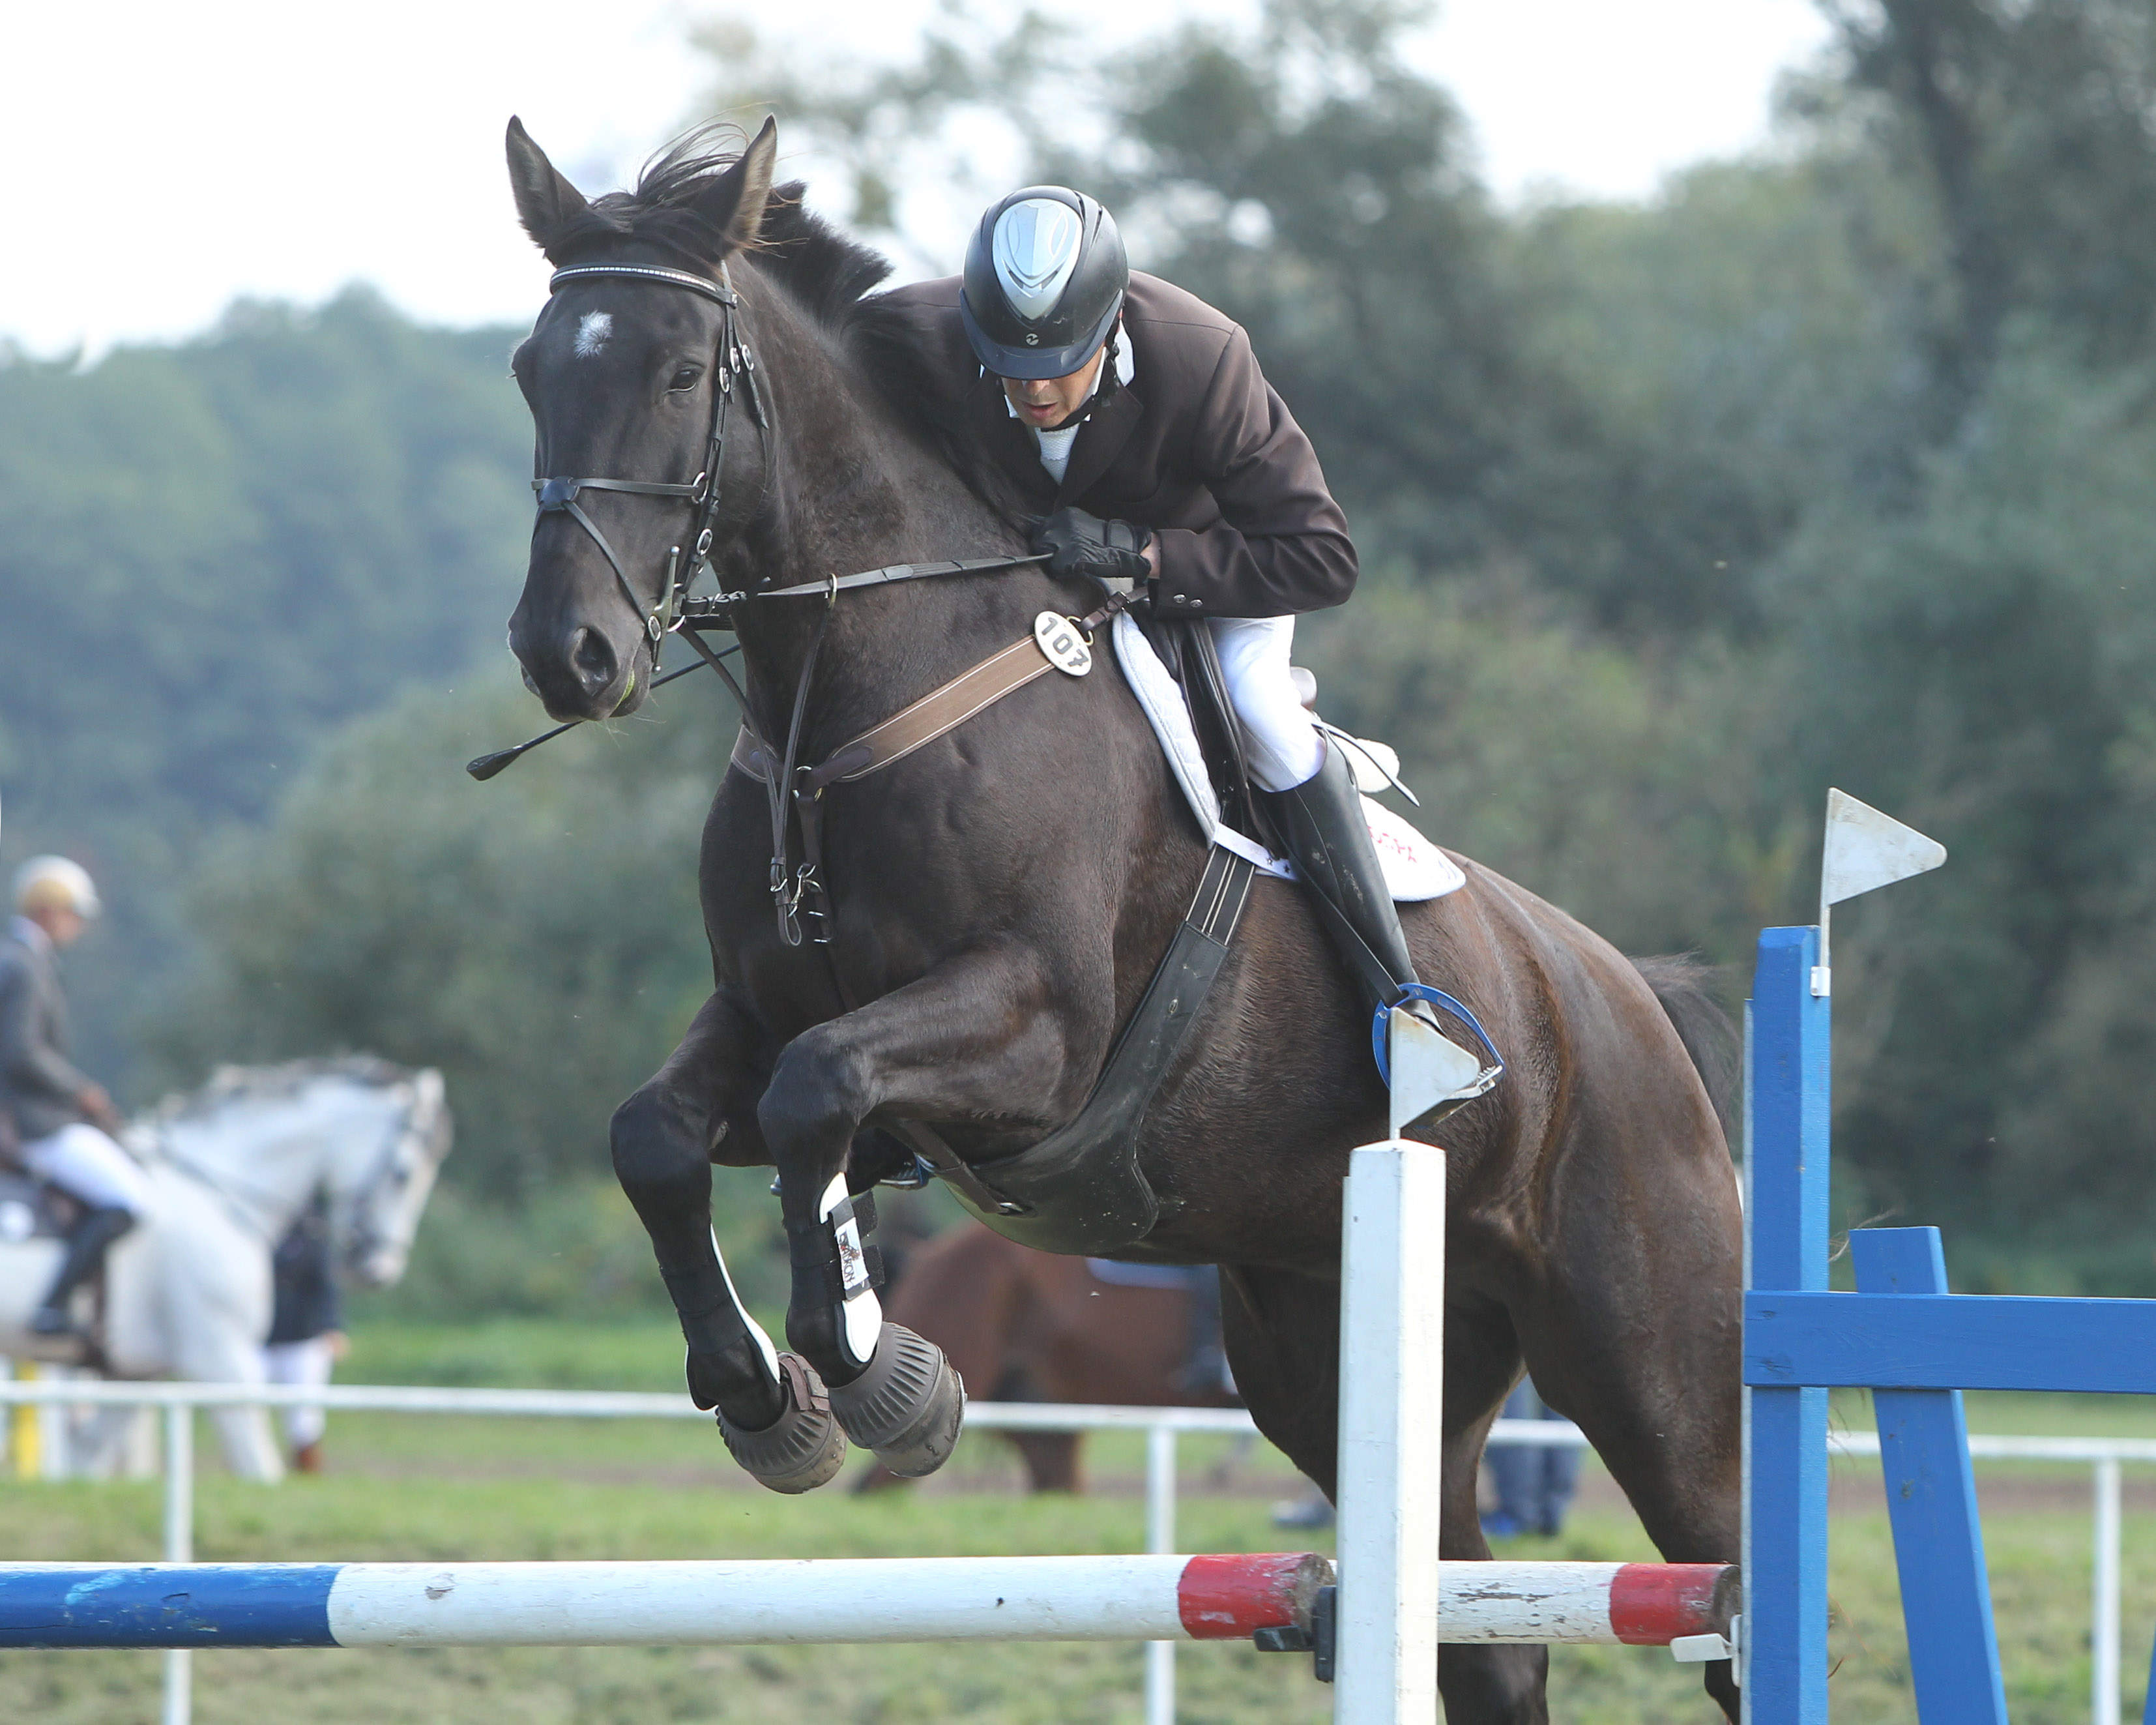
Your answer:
[961,186,1129,380]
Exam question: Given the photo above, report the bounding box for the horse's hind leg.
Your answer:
[1011,1431,1081,1492]
[614,988,845,1494]
[1511,1119,1744,1720]
[1436,1295,1552,1724]
[1224,1273,1553,1724]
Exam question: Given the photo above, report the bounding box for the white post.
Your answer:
[1144,1423,1178,1725]
[1334,1140,1446,1724]
[2094,1458,2121,1725]
[164,1403,194,1725]
[40,1362,72,1479]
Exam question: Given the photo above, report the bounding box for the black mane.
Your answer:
[549,127,1017,514]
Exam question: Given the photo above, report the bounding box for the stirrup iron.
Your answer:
[1376,984,1506,1136]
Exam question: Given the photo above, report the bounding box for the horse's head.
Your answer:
[334,1066,452,1288]
[504,117,779,721]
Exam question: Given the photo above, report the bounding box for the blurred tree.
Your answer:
[0,290,532,1087]
[1813,0,2156,435]
[143,675,729,1199]
[12,0,2156,1306]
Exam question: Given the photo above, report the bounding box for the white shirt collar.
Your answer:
[10,915,50,956]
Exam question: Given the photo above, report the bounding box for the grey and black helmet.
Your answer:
[961,186,1129,379]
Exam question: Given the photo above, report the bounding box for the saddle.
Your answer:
[1129,612,1273,849]
[1112,615,1464,902]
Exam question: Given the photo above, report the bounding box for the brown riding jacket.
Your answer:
[881,271,1358,620]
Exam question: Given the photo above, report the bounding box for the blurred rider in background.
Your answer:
[0,857,151,1337]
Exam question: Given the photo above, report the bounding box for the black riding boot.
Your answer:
[1259,740,1421,1014]
[29,1206,136,1336]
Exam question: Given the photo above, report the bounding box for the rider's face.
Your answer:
[1001,345,1107,431]
[31,907,85,949]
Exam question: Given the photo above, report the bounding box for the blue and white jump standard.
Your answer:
[1741,789,2156,1724]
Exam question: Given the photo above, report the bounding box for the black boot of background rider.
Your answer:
[1258,740,1421,1016]
[29,1206,136,1336]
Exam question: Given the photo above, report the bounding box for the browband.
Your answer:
[547,263,738,306]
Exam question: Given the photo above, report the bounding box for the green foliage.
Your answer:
[142,677,731,1198]
[1297,568,1794,957]
[1771,331,2156,1260]
[346,1171,791,1326]
[0,291,531,1086]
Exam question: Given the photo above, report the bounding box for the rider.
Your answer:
[886,186,1431,1031]
[0,857,150,1337]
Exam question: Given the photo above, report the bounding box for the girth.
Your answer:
[937,844,1257,1254]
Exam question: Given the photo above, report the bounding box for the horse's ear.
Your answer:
[692,116,778,254]
[506,115,590,253]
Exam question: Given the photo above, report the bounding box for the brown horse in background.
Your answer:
[858,1221,1230,1493]
[503,119,1745,1722]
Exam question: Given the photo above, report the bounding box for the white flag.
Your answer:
[1822,788,1947,907]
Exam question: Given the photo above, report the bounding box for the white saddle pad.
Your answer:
[1110,613,1465,904]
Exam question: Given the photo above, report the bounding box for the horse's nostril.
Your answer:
[569,627,618,693]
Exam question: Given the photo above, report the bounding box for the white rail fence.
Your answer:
[0,1374,2148,1725]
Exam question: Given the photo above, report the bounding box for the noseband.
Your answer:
[529,260,768,662]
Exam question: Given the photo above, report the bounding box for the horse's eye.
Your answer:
[669,366,701,392]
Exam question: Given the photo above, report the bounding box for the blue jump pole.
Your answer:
[1745,926,1830,1725]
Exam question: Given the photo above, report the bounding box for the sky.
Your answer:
[0,0,1829,358]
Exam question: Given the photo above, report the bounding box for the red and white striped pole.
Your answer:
[1437,1560,1738,1645]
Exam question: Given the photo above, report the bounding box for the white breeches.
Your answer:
[263,1337,336,1447]
[20,1122,153,1216]
[1208,615,1324,792]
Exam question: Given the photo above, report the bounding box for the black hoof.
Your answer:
[716,1354,849,1494]
[827,1322,966,1478]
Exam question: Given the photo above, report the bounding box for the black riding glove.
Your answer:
[1030,507,1153,596]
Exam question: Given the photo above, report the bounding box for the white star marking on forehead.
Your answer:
[574,311,614,358]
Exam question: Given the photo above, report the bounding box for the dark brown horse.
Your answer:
[502,117,1742,1722]
[860,1221,1232,1494]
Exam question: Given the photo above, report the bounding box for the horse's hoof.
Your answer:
[716,1354,849,1494]
[826,1323,966,1478]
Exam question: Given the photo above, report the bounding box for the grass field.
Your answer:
[8,1321,2156,1722]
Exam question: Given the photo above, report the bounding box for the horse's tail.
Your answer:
[1631,954,1740,1147]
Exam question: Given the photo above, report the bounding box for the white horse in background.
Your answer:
[0,1057,452,1479]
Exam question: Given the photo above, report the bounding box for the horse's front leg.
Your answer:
[759,942,1070,1478]
[612,987,847,1494]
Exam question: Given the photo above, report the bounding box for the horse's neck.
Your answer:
[726,282,1031,733]
[753,295,1006,582]
[162,1083,379,1239]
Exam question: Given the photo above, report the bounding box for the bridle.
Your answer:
[520,256,1075,966]
[529,259,768,663]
